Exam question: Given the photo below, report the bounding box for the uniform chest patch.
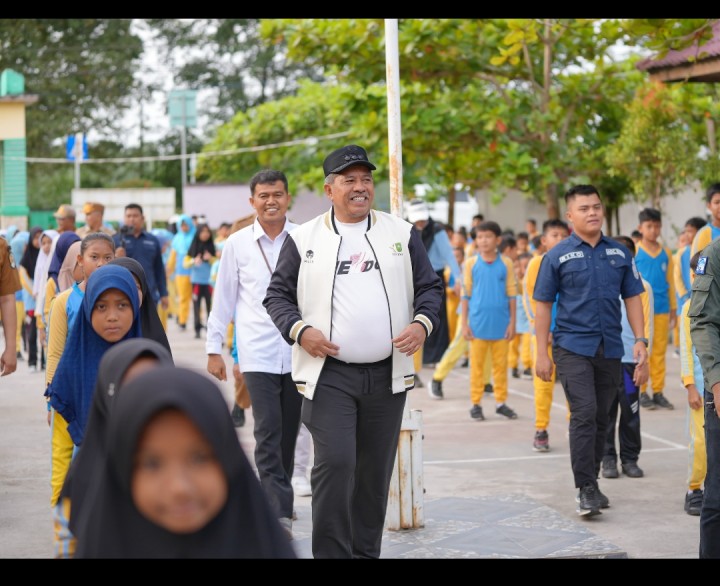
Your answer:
[559,251,584,263]
[697,256,708,275]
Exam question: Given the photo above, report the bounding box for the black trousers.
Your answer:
[554,345,621,489]
[422,269,449,364]
[604,362,642,465]
[192,283,213,334]
[243,371,302,520]
[302,356,407,559]
[24,312,38,367]
[701,390,720,558]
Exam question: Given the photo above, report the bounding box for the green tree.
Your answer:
[146,19,324,132]
[196,19,644,221]
[0,19,144,208]
[605,81,699,209]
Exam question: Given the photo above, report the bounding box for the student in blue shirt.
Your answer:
[533,184,648,518]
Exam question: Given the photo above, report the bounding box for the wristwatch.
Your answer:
[634,337,649,347]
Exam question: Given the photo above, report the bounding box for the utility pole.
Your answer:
[168,89,197,210]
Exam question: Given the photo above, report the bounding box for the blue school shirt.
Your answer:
[635,242,672,314]
[465,254,515,340]
[533,232,644,359]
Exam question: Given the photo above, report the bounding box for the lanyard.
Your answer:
[257,240,273,275]
[253,225,273,275]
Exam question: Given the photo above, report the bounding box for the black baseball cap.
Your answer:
[323,145,377,177]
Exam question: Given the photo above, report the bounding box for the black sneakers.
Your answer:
[621,461,644,478]
[470,404,485,420]
[231,404,245,428]
[429,379,444,400]
[652,392,674,410]
[484,383,494,394]
[597,487,610,509]
[413,374,424,388]
[639,392,655,410]
[511,367,520,379]
[496,403,518,419]
[576,484,602,517]
[685,489,703,516]
[601,458,619,479]
[522,367,533,380]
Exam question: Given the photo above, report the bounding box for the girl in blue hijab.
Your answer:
[47,264,142,447]
[168,214,195,330]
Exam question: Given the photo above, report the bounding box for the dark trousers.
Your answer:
[192,283,213,334]
[422,269,449,364]
[554,345,621,489]
[243,371,302,520]
[302,356,407,559]
[701,390,720,558]
[24,312,37,367]
[604,362,642,465]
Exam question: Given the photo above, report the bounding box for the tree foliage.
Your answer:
[605,82,702,209]
[0,19,144,208]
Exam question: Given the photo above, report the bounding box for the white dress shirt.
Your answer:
[206,217,297,374]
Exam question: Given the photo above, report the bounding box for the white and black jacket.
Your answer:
[263,208,443,400]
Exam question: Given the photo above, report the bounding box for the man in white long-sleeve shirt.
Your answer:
[206,169,300,537]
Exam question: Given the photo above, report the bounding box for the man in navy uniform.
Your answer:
[533,184,648,518]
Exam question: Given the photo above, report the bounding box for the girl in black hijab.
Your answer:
[109,256,172,357]
[19,226,42,368]
[57,338,175,558]
[73,366,296,558]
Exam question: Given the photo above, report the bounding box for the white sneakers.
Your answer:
[292,475,312,497]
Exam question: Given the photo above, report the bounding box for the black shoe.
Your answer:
[470,404,485,420]
[495,403,518,419]
[639,392,655,410]
[179,323,187,331]
[511,367,520,379]
[533,430,550,452]
[685,489,703,516]
[652,392,674,410]
[16,351,23,361]
[413,374,424,389]
[460,357,469,368]
[601,458,619,479]
[597,487,610,509]
[522,367,533,380]
[484,383,493,394]
[622,461,644,478]
[576,484,602,517]
[429,379,444,400]
[231,405,245,428]
[194,331,201,339]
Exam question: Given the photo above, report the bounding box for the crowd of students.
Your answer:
[1,179,719,557]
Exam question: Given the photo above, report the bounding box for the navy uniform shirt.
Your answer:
[112,230,168,304]
[533,232,644,359]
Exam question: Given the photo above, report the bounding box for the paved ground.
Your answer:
[0,321,701,559]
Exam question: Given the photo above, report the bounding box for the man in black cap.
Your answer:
[263,145,443,558]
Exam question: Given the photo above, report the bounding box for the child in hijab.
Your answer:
[42,231,80,333]
[165,214,195,331]
[34,229,59,362]
[10,231,28,361]
[45,264,142,556]
[183,222,216,339]
[73,366,296,559]
[109,257,172,356]
[55,338,174,558]
[19,227,42,370]
[46,234,115,397]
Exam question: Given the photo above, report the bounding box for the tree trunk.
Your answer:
[545,187,559,220]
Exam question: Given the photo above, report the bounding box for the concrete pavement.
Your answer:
[0,321,701,558]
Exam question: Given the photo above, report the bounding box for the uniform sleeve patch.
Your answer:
[696,256,708,275]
